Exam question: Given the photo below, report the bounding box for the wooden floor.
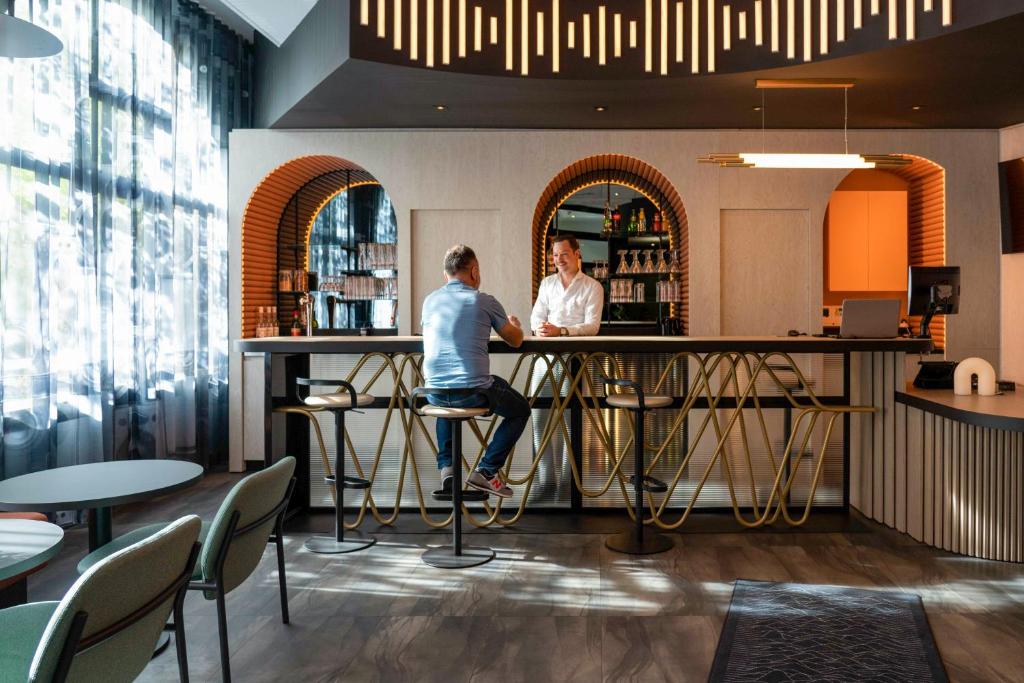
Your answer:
[25,473,1024,682]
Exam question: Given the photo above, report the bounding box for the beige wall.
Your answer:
[227,128,1003,468]
[1000,123,1024,384]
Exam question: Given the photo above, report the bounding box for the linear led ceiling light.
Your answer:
[700,80,910,169]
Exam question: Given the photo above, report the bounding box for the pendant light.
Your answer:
[1,0,63,58]
[700,82,910,170]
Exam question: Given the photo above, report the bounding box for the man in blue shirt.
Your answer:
[421,244,528,498]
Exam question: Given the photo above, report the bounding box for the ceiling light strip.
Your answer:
[708,0,717,71]
[630,20,637,48]
[819,0,827,54]
[394,0,402,49]
[615,12,623,58]
[837,0,845,41]
[871,0,879,15]
[854,0,862,28]
[537,11,544,56]
[787,0,795,60]
[427,0,435,66]
[699,153,912,169]
[552,0,559,71]
[942,0,951,26]
[443,0,451,64]
[645,0,653,72]
[661,0,669,71]
[803,0,811,61]
[771,0,779,53]
[568,20,575,49]
[377,0,386,38]
[692,0,699,72]
[924,0,932,10]
[598,6,606,64]
[887,0,896,40]
[520,0,528,74]
[755,0,763,46]
[459,0,466,56]
[474,5,482,51]
[361,0,370,25]
[905,0,914,39]
[723,4,731,52]
[676,3,684,61]
[583,12,591,59]
[490,15,498,44]
[411,0,419,59]
[739,10,747,40]
[505,0,512,69]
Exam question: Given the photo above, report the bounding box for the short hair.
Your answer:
[551,234,579,252]
[443,244,477,275]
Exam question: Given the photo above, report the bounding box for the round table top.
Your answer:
[0,460,204,512]
[0,519,64,582]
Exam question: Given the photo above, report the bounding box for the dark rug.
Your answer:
[708,580,948,683]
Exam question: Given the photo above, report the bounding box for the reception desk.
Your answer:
[874,384,1024,563]
[236,336,935,533]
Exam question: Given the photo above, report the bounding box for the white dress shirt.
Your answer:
[530,270,604,336]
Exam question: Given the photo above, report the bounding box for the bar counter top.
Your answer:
[235,335,933,354]
[897,382,1024,432]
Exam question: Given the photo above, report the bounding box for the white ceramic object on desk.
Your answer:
[953,357,997,396]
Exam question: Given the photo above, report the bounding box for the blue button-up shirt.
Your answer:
[421,280,509,389]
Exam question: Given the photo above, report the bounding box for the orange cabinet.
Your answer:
[828,190,908,291]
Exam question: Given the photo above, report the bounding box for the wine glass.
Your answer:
[616,250,628,275]
[642,249,655,273]
[629,249,642,274]
[657,249,668,274]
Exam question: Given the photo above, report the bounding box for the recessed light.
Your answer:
[753,106,762,111]
[911,105,923,111]
[434,104,447,111]
[614,192,620,196]
[594,105,607,112]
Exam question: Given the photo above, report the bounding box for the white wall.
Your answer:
[228,128,1003,469]
[1000,123,1024,384]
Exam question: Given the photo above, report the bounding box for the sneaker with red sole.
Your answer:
[466,470,513,498]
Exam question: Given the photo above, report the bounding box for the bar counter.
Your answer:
[235,335,931,535]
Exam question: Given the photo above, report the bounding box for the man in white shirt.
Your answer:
[530,234,604,336]
[528,234,604,499]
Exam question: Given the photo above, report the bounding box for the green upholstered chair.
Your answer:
[0,514,201,683]
[77,456,297,683]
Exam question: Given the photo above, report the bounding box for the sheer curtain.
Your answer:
[0,0,251,479]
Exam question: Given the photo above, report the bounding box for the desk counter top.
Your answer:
[235,335,933,355]
[896,383,1024,432]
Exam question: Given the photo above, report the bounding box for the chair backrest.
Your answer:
[200,456,296,594]
[30,515,202,682]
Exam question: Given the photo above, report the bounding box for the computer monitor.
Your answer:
[908,266,960,339]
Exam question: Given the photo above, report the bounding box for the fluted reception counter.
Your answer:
[235,336,931,535]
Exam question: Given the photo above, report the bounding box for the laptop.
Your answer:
[839,299,900,338]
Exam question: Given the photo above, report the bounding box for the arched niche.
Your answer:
[239,155,381,337]
[823,155,946,349]
[531,154,690,332]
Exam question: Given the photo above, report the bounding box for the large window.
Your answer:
[0,0,252,478]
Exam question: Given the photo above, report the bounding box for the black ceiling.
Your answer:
[270,10,1024,130]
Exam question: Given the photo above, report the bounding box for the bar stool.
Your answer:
[603,378,675,555]
[411,387,495,569]
[297,377,376,554]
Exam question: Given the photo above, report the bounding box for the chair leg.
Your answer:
[215,586,231,683]
[173,593,190,683]
[275,522,290,624]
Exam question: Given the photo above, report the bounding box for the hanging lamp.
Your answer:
[700,81,910,170]
[1,1,63,58]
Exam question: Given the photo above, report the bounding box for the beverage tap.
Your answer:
[299,292,315,336]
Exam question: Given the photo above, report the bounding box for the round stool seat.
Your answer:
[304,393,375,409]
[606,394,674,409]
[431,488,489,502]
[418,405,491,419]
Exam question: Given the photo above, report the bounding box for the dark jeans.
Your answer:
[430,376,530,476]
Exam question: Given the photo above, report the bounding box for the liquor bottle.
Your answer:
[637,209,647,234]
[602,201,613,237]
[653,211,663,233]
[612,206,622,231]
[628,209,638,234]
[290,309,302,336]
